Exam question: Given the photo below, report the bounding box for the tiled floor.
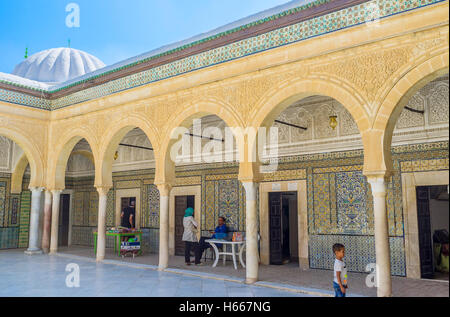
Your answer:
[0,250,311,297]
[55,246,449,297]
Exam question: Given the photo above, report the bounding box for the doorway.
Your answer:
[269,191,298,265]
[58,194,71,247]
[120,197,136,228]
[174,195,195,256]
[416,185,449,281]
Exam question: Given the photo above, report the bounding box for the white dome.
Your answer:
[12,48,106,83]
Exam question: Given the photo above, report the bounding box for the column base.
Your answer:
[96,256,105,262]
[158,266,167,272]
[24,249,43,256]
[299,258,310,270]
[42,248,50,254]
[245,277,258,284]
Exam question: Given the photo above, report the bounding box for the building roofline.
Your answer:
[0,0,367,99]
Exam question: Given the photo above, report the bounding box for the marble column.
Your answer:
[96,186,110,262]
[157,184,172,271]
[242,182,259,284]
[368,176,392,297]
[25,187,44,255]
[41,190,53,253]
[49,190,62,254]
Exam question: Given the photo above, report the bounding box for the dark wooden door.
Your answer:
[174,196,195,256]
[416,186,434,279]
[58,194,71,247]
[269,192,283,265]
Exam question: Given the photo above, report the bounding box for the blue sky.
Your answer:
[0,0,290,74]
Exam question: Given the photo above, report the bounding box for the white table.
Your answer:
[205,239,246,270]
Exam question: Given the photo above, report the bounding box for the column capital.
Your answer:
[367,175,388,198]
[363,169,392,181]
[241,181,258,201]
[95,186,111,197]
[50,189,63,195]
[28,186,44,193]
[156,183,172,196]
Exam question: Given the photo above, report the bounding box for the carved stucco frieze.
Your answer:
[312,47,410,102]
[396,94,426,129]
[428,83,449,125]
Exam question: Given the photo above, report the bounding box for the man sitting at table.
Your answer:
[198,217,228,256]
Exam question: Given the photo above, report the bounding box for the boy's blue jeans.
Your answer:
[333,282,346,297]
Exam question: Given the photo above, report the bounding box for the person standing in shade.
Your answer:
[182,207,202,266]
[121,200,135,229]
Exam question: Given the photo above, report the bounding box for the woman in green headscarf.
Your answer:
[182,207,202,265]
[184,207,194,218]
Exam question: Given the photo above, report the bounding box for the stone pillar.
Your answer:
[41,190,53,253]
[242,181,259,284]
[25,187,44,255]
[368,176,392,297]
[49,190,62,254]
[157,183,172,271]
[96,186,110,261]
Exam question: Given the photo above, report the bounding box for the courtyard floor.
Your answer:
[1,247,448,297]
[0,249,309,297]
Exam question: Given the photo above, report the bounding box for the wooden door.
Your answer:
[269,192,283,265]
[175,196,188,256]
[174,196,196,256]
[416,186,434,279]
[58,194,71,247]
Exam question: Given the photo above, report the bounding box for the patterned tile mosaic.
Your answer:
[17,191,30,249]
[0,181,6,227]
[0,0,445,109]
[56,141,448,276]
[308,235,406,276]
[0,227,18,249]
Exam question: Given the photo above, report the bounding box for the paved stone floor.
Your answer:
[56,246,449,297]
[2,248,448,297]
[0,250,310,297]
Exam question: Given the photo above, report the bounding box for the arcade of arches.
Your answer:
[0,0,448,297]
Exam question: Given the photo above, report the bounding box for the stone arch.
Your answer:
[246,77,370,179]
[48,126,99,190]
[11,153,28,194]
[370,51,449,174]
[250,76,370,132]
[98,114,160,187]
[0,126,45,188]
[157,98,245,184]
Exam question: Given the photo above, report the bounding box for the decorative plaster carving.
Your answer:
[313,48,410,100]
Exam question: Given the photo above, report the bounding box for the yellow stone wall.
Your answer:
[0,1,447,193]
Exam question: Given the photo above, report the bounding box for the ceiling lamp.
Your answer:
[329,115,338,130]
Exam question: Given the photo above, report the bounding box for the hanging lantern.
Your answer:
[114,151,119,161]
[329,115,338,130]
